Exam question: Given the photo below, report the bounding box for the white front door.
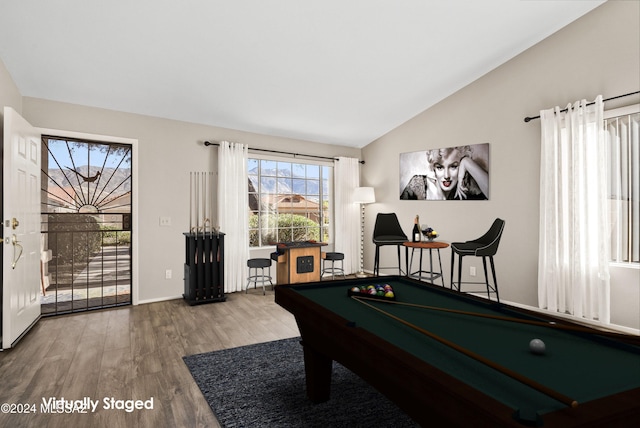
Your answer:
[2,107,41,349]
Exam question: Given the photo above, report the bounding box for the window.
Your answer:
[248,157,332,247]
[605,105,639,264]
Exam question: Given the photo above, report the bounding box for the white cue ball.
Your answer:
[529,338,546,355]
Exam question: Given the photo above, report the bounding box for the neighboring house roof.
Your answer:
[262,194,320,210]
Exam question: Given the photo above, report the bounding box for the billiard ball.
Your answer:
[368,288,377,295]
[351,287,360,293]
[384,291,394,298]
[529,338,546,355]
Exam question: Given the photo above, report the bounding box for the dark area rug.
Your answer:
[183,337,419,427]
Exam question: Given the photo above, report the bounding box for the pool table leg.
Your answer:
[301,341,333,403]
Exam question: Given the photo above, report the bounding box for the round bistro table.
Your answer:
[403,241,450,287]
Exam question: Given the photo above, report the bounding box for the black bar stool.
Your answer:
[246,258,273,295]
[373,213,408,276]
[450,218,505,302]
[321,252,345,280]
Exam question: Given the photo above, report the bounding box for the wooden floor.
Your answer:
[0,288,299,428]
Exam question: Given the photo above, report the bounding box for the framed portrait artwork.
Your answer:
[399,143,489,200]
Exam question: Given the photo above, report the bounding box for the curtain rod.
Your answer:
[523,90,640,123]
[203,140,365,164]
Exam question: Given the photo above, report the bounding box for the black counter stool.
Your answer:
[321,252,345,280]
[450,218,505,302]
[246,258,273,295]
[373,213,408,276]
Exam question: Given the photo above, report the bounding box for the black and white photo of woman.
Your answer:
[400,143,489,200]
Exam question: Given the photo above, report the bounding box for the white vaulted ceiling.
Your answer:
[0,0,604,147]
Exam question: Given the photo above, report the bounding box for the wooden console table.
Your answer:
[272,241,327,284]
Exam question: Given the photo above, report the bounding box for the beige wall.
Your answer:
[361,1,640,329]
[0,59,22,116]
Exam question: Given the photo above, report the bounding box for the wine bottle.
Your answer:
[412,215,421,242]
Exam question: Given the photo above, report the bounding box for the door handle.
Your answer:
[11,217,20,229]
[11,234,23,269]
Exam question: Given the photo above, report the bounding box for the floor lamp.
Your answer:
[353,187,375,278]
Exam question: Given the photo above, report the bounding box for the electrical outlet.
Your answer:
[470,266,476,277]
[159,216,172,227]
[165,269,172,279]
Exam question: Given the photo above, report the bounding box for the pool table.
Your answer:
[275,276,640,427]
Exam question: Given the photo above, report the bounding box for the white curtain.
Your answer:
[334,157,361,274]
[218,141,250,293]
[538,95,610,323]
